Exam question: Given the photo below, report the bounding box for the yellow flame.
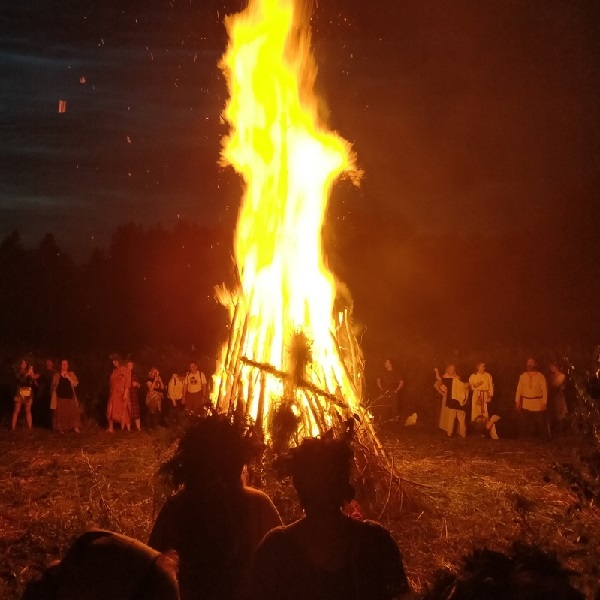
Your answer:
[213,0,363,439]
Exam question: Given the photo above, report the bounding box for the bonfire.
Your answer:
[211,0,388,482]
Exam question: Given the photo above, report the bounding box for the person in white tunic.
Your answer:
[515,358,548,439]
[468,362,500,439]
[434,364,469,437]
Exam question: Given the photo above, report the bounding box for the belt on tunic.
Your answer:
[523,395,543,399]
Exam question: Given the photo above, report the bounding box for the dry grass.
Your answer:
[0,426,176,599]
[379,430,600,598]
[0,426,598,599]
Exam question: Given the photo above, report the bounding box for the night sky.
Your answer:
[1,0,599,259]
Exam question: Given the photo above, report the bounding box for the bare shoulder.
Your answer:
[243,485,277,508]
[243,486,282,522]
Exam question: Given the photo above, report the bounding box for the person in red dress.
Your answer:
[106,354,131,432]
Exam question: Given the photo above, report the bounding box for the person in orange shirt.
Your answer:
[106,354,131,432]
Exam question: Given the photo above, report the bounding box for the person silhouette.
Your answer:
[22,529,179,600]
[149,415,281,600]
[249,435,411,600]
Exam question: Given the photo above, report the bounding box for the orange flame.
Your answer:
[214,0,364,439]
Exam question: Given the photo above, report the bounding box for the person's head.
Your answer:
[445,363,457,377]
[548,361,561,374]
[60,359,69,372]
[162,415,260,498]
[476,362,486,374]
[110,353,123,368]
[149,367,159,378]
[424,542,584,600]
[19,359,27,372]
[526,358,537,372]
[45,358,54,371]
[126,360,134,372]
[384,358,393,371]
[284,436,355,516]
[189,362,198,373]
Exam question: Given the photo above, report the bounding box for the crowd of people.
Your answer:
[9,354,210,433]
[7,352,575,443]
[4,352,600,440]
[375,356,571,441]
[22,415,586,600]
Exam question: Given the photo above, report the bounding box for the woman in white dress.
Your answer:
[468,362,500,439]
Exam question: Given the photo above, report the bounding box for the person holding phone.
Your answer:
[146,367,165,429]
[11,359,38,430]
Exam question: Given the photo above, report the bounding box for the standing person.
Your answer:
[468,362,500,439]
[126,360,142,432]
[106,354,131,433]
[146,368,165,429]
[183,362,208,415]
[515,358,548,439]
[51,359,81,434]
[434,364,469,438]
[11,359,38,430]
[167,372,185,425]
[249,436,410,600]
[548,361,568,437]
[149,416,281,600]
[35,358,55,429]
[376,359,404,424]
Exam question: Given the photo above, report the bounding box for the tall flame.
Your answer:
[213,0,366,440]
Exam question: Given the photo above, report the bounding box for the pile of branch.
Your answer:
[213,294,412,516]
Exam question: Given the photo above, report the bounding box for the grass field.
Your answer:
[1,425,599,599]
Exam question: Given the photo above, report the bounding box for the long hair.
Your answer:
[160,415,263,495]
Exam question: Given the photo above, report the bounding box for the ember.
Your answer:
[212,0,376,449]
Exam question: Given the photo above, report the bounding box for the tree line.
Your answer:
[0,210,597,366]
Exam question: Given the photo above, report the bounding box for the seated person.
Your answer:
[22,529,179,600]
[249,436,411,600]
[423,542,584,600]
[149,415,281,600]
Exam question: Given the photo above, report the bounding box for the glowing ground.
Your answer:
[0,428,598,599]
